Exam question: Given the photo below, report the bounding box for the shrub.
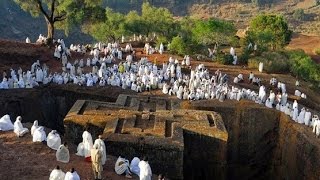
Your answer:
[315,48,320,55]
[170,36,187,55]
[248,57,261,69]
[217,54,234,65]
[286,50,320,88]
[238,49,251,64]
[248,51,290,73]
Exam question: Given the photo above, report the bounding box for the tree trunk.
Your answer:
[46,20,54,45]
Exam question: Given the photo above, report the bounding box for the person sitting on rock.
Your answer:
[115,156,132,178]
[0,114,14,131]
[32,126,46,142]
[13,116,29,137]
[130,157,140,177]
[65,168,80,180]
[49,165,65,180]
[76,130,93,158]
[56,142,70,163]
[47,130,61,150]
[31,120,39,136]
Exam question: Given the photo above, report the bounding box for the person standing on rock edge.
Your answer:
[91,144,103,180]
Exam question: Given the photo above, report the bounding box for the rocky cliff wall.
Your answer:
[192,100,280,179]
[272,113,320,180]
[192,100,320,180]
[0,85,134,133]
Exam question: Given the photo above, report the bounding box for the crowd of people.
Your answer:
[0,114,154,180]
[0,35,319,179]
[1,38,319,135]
[160,58,319,136]
[75,131,153,180]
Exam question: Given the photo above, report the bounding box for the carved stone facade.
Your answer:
[64,94,228,179]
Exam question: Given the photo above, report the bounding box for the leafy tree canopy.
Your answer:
[14,0,104,41]
[247,14,292,50]
[84,7,126,42]
[86,2,177,42]
[192,18,236,46]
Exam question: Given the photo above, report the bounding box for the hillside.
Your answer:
[0,0,92,44]
[189,0,320,35]
[1,0,320,43]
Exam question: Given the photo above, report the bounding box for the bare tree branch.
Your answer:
[54,13,67,22]
[35,0,50,22]
[50,0,56,22]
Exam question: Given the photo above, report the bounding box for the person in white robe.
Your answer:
[26,37,31,43]
[32,126,46,142]
[54,47,61,59]
[159,43,164,55]
[115,156,132,178]
[304,110,312,126]
[56,142,70,163]
[313,117,320,138]
[265,98,273,108]
[13,116,29,137]
[47,130,61,150]
[281,93,288,105]
[139,156,152,180]
[49,165,65,180]
[0,114,14,131]
[297,108,305,124]
[31,120,39,135]
[249,72,254,83]
[292,107,299,122]
[280,83,286,94]
[130,157,140,176]
[76,130,93,157]
[93,135,107,165]
[233,77,239,84]
[230,47,235,56]
[185,55,190,66]
[232,55,237,65]
[258,62,263,72]
[294,89,301,97]
[292,100,298,110]
[64,168,80,180]
[310,115,318,127]
[276,103,280,111]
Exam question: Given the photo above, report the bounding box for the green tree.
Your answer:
[124,10,149,36]
[247,14,292,50]
[14,0,104,43]
[170,36,187,55]
[192,18,236,47]
[85,7,126,42]
[141,2,175,37]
